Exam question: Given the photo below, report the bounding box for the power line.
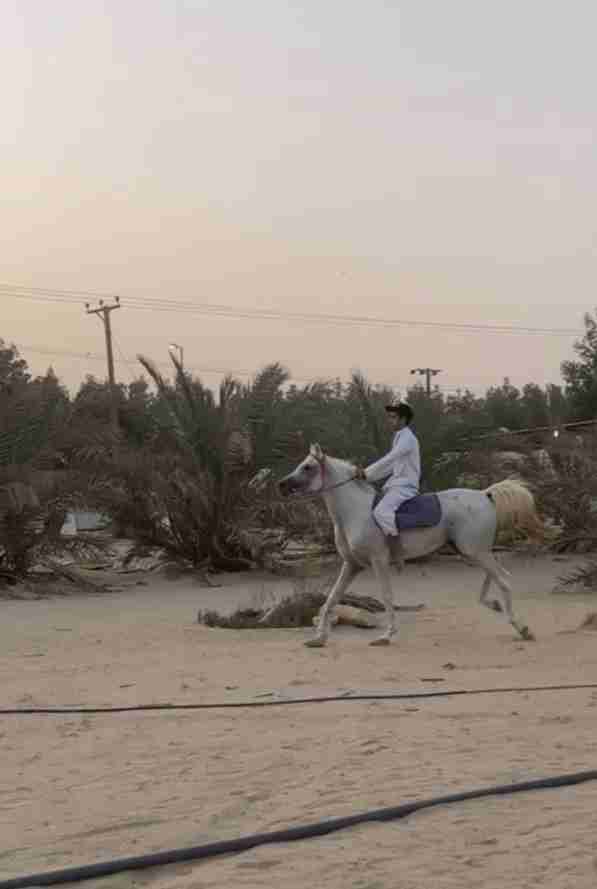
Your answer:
[19,344,255,379]
[2,283,584,337]
[22,340,582,433]
[1,281,120,300]
[13,291,583,336]
[17,342,496,392]
[113,333,137,383]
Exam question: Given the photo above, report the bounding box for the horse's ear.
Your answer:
[309,443,325,461]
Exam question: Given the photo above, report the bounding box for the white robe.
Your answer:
[364,426,421,535]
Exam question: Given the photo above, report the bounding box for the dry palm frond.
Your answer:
[348,370,387,454]
[137,354,185,437]
[554,560,597,592]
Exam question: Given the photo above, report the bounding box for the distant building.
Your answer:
[61,511,110,536]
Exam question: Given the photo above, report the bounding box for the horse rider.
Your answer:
[354,401,420,565]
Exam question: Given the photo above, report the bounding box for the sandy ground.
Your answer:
[2,551,597,888]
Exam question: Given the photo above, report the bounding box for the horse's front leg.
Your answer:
[305,560,360,648]
[370,557,397,646]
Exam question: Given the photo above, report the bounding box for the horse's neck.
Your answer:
[322,458,373,532]
[321,457,353,494]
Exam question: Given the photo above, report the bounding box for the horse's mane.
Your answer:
[325,455,352,470]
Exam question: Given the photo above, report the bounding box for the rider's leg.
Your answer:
[372,488,403,533]
[373,488,409,569]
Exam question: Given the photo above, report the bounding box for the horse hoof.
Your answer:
[520,626,536,641]
[305,638,326,648]
[369,636,392,646]
[490,600,503,613]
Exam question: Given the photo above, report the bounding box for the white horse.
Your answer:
[278,444,542,647]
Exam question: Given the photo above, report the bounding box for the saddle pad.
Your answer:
[395,493,442,531]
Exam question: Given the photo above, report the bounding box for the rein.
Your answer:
[277,477,359,504]
[318,475,360,495]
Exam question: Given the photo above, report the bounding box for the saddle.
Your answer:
[394,493,442,531]
[372,491,442,532]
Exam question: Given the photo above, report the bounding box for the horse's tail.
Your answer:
[484,478,544,540]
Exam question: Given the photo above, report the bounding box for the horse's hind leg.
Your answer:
[304,560,360,648]
[474,552,535,641]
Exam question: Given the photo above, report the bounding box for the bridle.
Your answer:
[272,455,368,503]
[291,455,364,500]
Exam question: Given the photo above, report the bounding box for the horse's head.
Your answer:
[278,443,326,497]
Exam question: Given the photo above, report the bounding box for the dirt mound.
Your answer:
[579,612,597,630]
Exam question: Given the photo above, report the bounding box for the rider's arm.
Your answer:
[364,431,413,483]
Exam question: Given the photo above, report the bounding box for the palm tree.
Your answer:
[114,353,253,570]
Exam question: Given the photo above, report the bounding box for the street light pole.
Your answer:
[168,342,184,371]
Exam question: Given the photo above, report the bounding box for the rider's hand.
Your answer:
[354,465,367,481]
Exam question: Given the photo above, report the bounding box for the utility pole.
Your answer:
[410,367,442,397]
[85,297,121,435]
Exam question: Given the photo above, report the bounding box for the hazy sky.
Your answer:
[3,1,596,395]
